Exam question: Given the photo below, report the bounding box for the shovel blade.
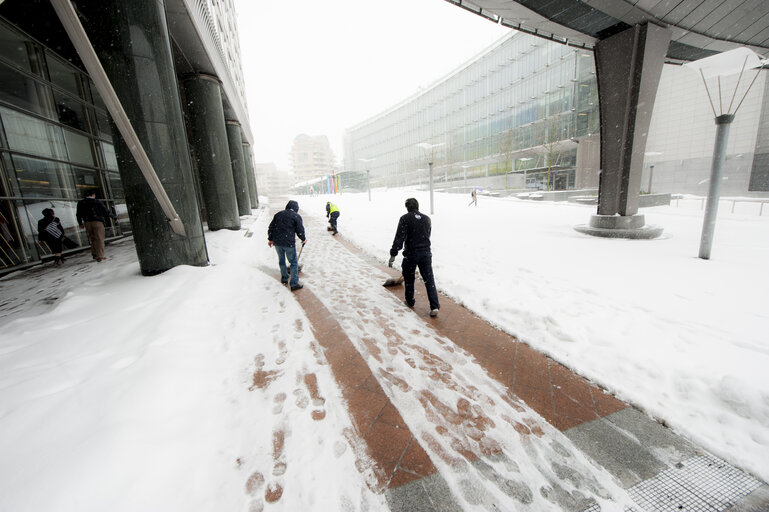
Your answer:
[383,275,404,287]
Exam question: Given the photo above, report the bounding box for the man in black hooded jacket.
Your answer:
[268,200,306,290]
[389,197,440,317]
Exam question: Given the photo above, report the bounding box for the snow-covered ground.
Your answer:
[0,189,767,511]
[299,189,769,485]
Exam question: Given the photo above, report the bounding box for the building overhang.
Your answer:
[445,0,769,63]
[165,0,252,144]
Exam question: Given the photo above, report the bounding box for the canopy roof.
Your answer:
[446,0,769,63]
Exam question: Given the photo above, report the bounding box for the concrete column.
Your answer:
[225,120,251,215]
[242,142,259,207]
[181,74,240,230]
[595,23,671,217]
[76,0,208,275]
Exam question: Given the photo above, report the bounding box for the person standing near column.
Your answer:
[77,192,115,262]
[388,197,440,317]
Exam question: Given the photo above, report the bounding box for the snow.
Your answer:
[298,190,769,484]
[0,189,767,510]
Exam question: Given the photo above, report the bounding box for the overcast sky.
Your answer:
[233,0,511,171]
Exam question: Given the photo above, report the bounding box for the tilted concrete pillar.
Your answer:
[225,120,251,215]
[577,22,670,238]
[242,142,259,208]
[76,0,208,274]
[181,74,240,230]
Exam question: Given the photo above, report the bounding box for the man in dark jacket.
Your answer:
[268,200,306,290]
[389,197,440,317]
[76,192,115,262]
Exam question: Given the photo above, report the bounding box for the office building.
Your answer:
[344,30,768,197]
[0,0,257,275]
[290,134,336,184]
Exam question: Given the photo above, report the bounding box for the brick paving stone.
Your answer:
[268,217,631,495]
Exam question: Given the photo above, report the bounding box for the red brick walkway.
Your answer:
[275,228,627,493]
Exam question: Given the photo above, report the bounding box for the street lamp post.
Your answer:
[417,142,445,215]
[648,165,654,193]
[516,157,533,189]
[644,151,662,194]
[359,158,376,202]
[461,165,470,192]
[684,47,764,260]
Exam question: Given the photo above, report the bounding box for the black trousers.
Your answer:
[402,250,440,310]
[329,211,339,232]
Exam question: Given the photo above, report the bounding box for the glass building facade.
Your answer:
[0,18,126,271]
[344,31,599,191]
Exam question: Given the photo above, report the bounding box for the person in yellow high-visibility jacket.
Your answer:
[325,202,340,235]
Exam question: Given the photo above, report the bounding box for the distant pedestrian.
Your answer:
[38,208,65,265]
[468,188,477,206]
[76,192,115,262]
[388,197,440,317]
[326,201,340,235]
[268,200,306,290]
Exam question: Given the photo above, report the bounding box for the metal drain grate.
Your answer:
[583,454,761,511]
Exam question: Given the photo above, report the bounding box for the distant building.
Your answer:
[643,64,768,196]
[344,31,598,193]
[254,163,293,197]
[344,30,768,196]
[289,134,336,184]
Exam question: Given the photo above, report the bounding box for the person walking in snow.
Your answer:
[76,192,115,262]
[325,201,340,235]
[388,197,440,317]
[468,188,477,206]
[268,200,306,290]
[38,208,66,265]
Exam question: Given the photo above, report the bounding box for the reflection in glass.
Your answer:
[0,199,29,267]
[62,129,95,166]
[17,199,83,260]
[0,107,68,160]
[106,170,124,200]
[95,110,113,141]
[72,166,102,198]
[0,23,36,74]
[46,52,81,97]
[101,142,118,170]
[0,62,56,118]
[12,155,76,199]
[54,90,90,132]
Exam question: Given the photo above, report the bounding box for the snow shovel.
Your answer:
[383,274,404,287]
[288,243,304,274]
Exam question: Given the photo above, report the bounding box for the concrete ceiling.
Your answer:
[445,0,769,62]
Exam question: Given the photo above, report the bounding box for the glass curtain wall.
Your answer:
[0,18,126,271]
[344,31,599,190]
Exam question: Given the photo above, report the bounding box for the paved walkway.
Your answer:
[264,199,769,512]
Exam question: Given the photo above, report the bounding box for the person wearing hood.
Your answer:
[38,208,65,265]
[325,201,340,235]
[388,197,440,317]
[267,200,306,290]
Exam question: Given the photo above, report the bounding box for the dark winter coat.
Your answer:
[390,209,431,258]
[76,196,113,225]
[38,213,63,244]
[268,200,306,247]
[38,210,64,253]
